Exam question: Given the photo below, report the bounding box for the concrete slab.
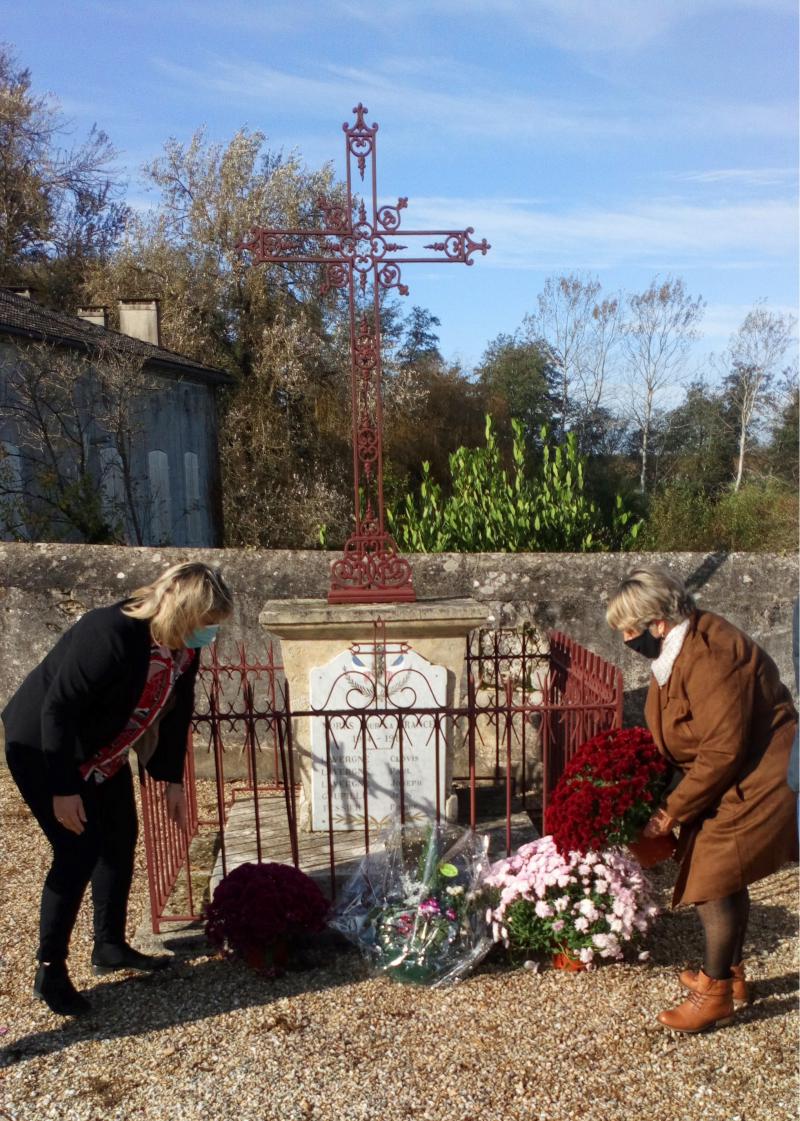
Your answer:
[208,791,539,899]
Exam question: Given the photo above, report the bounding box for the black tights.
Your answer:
[695,889,750,980]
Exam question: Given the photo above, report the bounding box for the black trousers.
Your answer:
[5,744,138,964]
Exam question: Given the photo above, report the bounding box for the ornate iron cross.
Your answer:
[238,103,490,604]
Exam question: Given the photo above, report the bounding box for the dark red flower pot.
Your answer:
[241,939,290,974]
[627,831,677,869]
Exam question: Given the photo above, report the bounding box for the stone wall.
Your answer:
[0,544,796,748]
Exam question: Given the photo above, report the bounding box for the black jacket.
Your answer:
[2,601,199,795]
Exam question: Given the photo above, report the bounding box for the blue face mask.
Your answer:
[184,624,220,649]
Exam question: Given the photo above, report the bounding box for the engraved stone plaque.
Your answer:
[310,645,448,831]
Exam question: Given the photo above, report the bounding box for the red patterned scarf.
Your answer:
[80,645,196,783]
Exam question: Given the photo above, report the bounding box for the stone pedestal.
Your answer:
[259,598,489,831]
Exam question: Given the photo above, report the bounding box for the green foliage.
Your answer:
[640,479,798,553]
[503,898,555,955]
[656,379,739,493]
[476,332,557,447]
[396,306,442,367]
[387,415,643,553]
[0,45,128,306]
[766,384,799,485]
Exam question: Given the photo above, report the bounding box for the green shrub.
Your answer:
[637,483,716,551]
[640,479,797,552]
[713,481,798,552]
[387,416,642,553]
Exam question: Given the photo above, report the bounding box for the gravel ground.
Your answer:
[0,767,797,1121]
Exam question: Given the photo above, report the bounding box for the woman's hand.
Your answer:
[643,808,677,838]
[165,783,187,831]
[53,794,87,834]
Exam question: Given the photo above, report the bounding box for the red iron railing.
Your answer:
[139,629,623,931]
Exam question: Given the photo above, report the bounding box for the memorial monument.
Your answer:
[239,105,491,833]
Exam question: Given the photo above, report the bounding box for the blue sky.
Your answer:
[5,0,798,375]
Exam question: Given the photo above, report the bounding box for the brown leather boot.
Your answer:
[658,970,735,1033]
[679,961,750,1004]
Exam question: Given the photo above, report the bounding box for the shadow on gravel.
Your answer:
[725,989,799,1027]
[0,934,365,1068]
[647,897,798,969]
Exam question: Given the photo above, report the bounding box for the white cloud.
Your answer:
[334,0,795,53]
[152,55,796,149]
[673,168,798,187]
[402,195,798,272]
[152,56,636,144]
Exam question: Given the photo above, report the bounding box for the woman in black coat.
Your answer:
[3,561,233,1016]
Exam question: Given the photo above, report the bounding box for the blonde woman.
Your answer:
[3,562,233,1016]
[606,565,797,1033]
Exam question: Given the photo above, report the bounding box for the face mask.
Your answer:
[624,628,662,659]
[184,624,220,649]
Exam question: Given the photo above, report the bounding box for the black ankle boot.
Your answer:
[33,963,91,1016]
[91,942,171,975]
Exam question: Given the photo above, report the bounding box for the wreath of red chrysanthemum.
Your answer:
[544,726,669,855]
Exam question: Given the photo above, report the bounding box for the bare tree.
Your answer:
[523,273,622,445]
[0,339,158,542]
[723,303,797,491]
[622,277,705,493]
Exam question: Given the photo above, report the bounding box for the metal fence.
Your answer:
[139,629,623,932]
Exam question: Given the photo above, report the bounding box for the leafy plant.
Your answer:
[485,836,658,965]
[387,415,642,553]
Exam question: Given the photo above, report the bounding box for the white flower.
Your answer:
[579,947,595,963]
[447,885,464,897]
[574,916,590,933]
[578,898,599,921]
[638,950,650,962]
[594,879,609,894]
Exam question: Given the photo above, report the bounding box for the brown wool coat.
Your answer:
[644,609,798,907]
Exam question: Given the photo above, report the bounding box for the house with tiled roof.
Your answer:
[0,288,235,546]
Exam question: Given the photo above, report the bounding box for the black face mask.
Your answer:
[624,629,662,659]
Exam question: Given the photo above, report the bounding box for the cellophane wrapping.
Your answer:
[329,822,495,987]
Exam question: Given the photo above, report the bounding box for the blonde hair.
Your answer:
[123,562,233,648]
[606,565,695,631]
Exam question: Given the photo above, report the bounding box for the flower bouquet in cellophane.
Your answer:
[329,822,494,987]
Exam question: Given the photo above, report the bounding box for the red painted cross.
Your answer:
[238,103,490,604]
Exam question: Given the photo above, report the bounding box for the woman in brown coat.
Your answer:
[606,565,798,1034]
